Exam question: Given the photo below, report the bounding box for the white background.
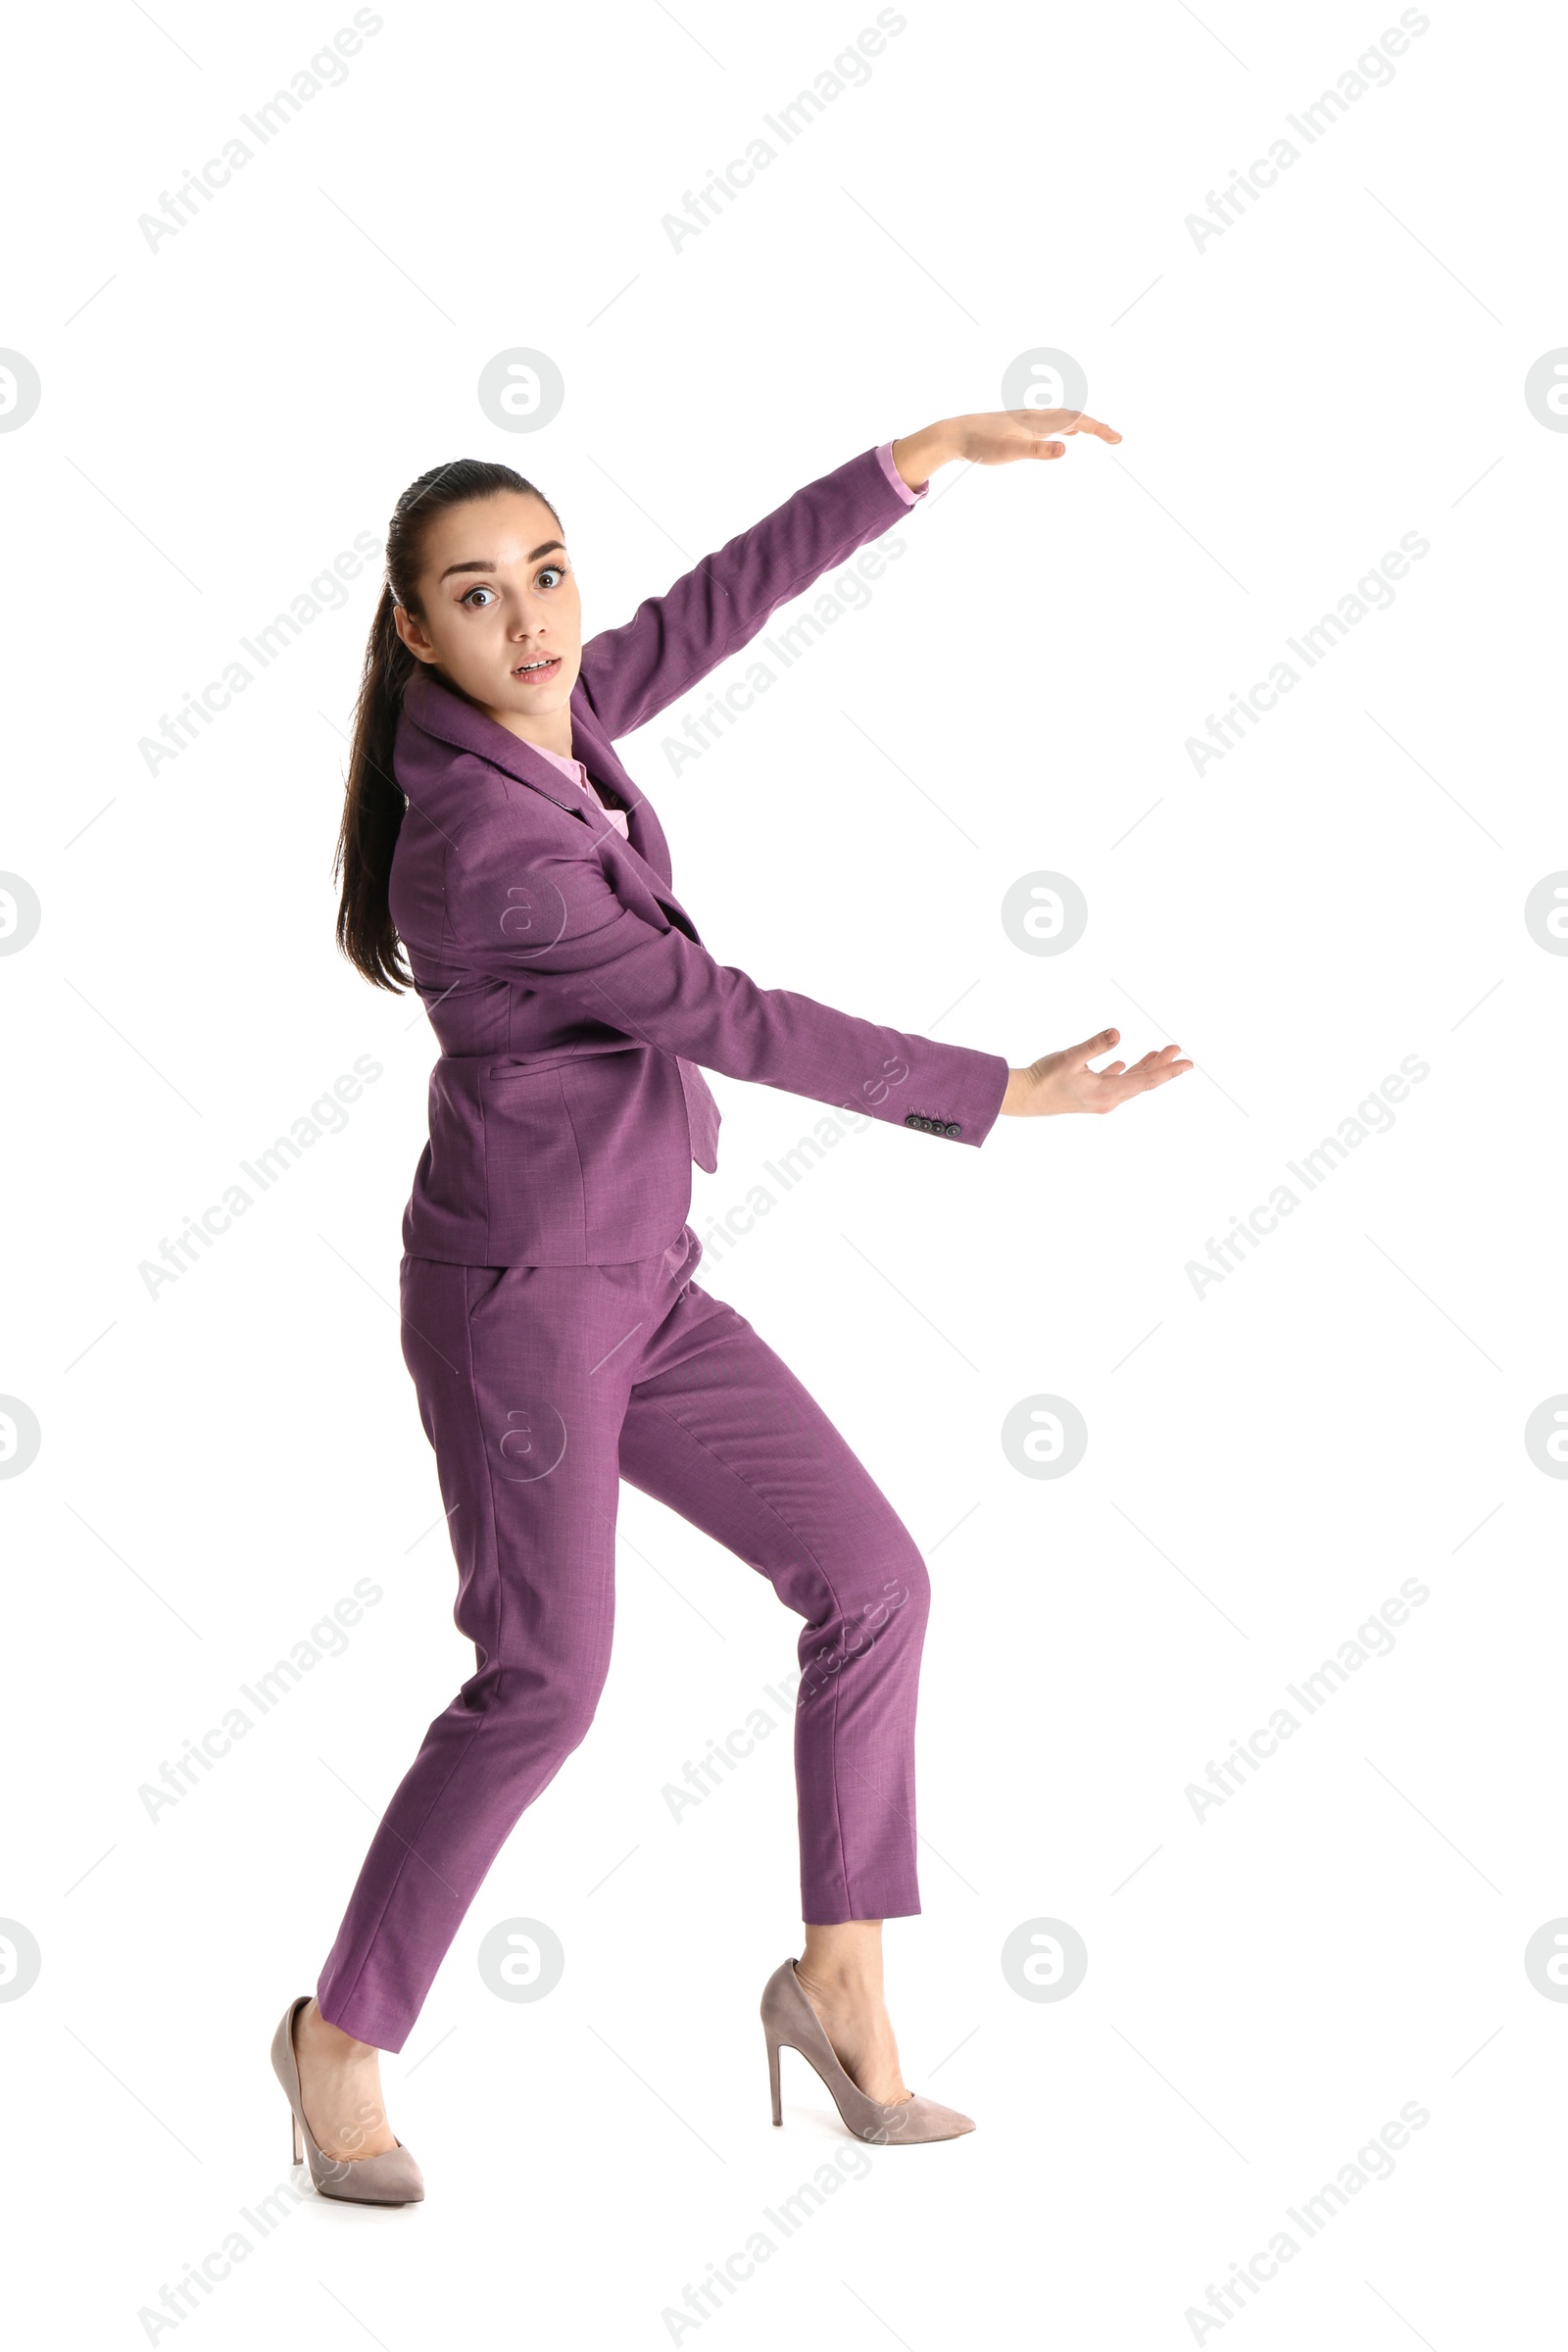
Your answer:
[3,0,1565,2342]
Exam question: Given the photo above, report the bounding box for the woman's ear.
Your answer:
[392,603,439,665]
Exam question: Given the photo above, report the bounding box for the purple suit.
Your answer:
[388,440,1009,1264]
[317,446,1009,2051]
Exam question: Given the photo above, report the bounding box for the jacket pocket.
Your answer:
[480,1061,588,1261]
[559,1046,694,1261]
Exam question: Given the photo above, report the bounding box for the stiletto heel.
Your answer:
[270,1995,424,2206]
[291,2111,303,2165]
[767,2031,782,2127]
[760,1959,975,2144]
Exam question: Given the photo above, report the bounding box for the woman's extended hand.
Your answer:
[1000,1029,1192,1117]
[891,409,1121,486]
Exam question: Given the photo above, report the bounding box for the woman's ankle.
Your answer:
[798,1960,883,2004]
[299,1999,380,2062]
[799,1919,887,2000]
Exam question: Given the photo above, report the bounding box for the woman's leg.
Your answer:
[305,1250,663,2148]
[617,1254,932,2103]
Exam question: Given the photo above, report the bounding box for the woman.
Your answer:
[270,406,1192,2202]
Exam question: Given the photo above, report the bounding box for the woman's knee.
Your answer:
[800,1531,929,1696]
[858,1543,930,1653]
[462,1650,610,1767]
[538,1678,608,1761]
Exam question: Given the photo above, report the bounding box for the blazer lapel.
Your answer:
[403,668,687,923]
[403,669,598,821]
[566,697,673,886]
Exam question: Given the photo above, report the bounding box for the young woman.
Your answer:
[270,407,1192,2203]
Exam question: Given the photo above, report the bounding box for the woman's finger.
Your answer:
[1063,413,1121,443]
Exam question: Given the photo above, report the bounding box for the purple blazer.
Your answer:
[388,442,1011,1266]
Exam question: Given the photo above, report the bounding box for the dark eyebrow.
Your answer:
[437,539,566,583]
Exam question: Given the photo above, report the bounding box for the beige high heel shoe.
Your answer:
[760,1958,976,2144]
[270,1995,424,2205]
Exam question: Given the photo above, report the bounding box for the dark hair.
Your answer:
[333,458,564,990]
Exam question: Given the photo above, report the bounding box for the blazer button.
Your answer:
[945,1121,960,1138]
[904,1112,918,1128]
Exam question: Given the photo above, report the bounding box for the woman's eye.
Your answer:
[538,564,566,588]
[461,585,497,608]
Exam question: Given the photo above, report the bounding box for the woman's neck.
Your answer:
[481,706,574,760]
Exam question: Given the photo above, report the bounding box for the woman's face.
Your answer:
[393,490,582,730]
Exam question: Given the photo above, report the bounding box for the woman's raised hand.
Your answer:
[891,409,1121,488]
[951,408,1121,464]
[1000,1029,1192,1117]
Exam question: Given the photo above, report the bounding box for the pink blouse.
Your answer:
[531,441,925,829]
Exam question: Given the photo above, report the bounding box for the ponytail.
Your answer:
[334,585,416,990]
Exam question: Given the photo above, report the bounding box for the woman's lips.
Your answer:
[513,656,561,683]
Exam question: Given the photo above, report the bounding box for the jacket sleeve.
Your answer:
[445,821,1009,1148]
[574,444,925,742]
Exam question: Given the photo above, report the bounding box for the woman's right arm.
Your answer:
[446,817,1190,1139]
[447,815,1010,1145]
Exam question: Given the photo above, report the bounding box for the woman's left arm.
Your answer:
[574,442,916,742]
[575,408,1119,742]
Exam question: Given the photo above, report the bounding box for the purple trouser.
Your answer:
[316,1225,930,2052]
